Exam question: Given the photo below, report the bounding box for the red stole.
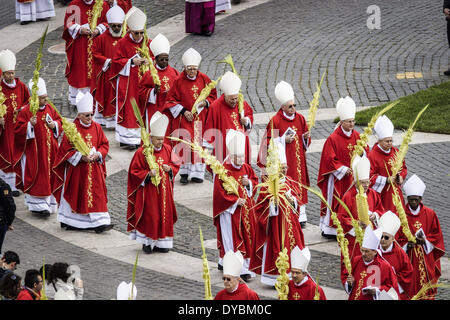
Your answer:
[288,277,327,300]
[204,94,254,164]
[0,79,30,173]
[52,119,109,214]
[214,283,260,300]
[63,0,109,89]
[250,178,305,276]
[257,109,311,204]
[367,143,407,213]
[317,126,366,218]
[91,29,121,118]
[212,162,258,260]
[109,34,151,129]
[126,144,180,239]
[396,203,445,299]
[13,104,62,196]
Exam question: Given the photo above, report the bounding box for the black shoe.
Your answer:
[240,274,251,282]
[94,224,114,234]
[12,191,20,197]
[321,231,337,240]
[300,222,306,228]
[218,263,223,271]
[191,177,203,183]
[119,142,128,148]
[142,244,153,254]
[180,174,188,185]
[134,144,141,149]
[60,223,68,229]
[40,210,51,218]
[65,225,82,231]
[153,246,169,253]
[20,21,31,25]
[203,31,213,37]
[444,69,450,76]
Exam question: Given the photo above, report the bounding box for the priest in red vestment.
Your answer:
[138,33,179,142]
[250,144,305,286]
[165,47,217,184]
[396,174,445,300]
[337,155,385,283]
[344,227,399,300]
[63,0,109,106]
[317,96,367,239]
[214,250,260,300]
[110,7,151,149]
[14,78,62,217]
[91,5,125,128]
[214,130,258,281]
[53,92,113,233]
[204,71,253,164]
[378,210,413,300]
[0,49,30,196]
[127,111,180,254]
[106,0,132,13]
[368,115,407,213]
[288,246,327,300]
[257,81,310,227]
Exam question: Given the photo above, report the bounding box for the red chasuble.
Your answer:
[63,0,109,89]
[109,34,151,129]
[317,126,367,226]
[13,104,62,196]
[257,109,311,204]
[0,79,30,174]
[164,71,217,159]
[213,162,258,260]
[337,186,385,282]
[91,29,121,119]
[367,143,407,213]
[380,242,413,300]
[396,203,445,299]
[214,283,260,300]
[344,254,399,300]
[250,178,305,276]
[288,277,327,300]
[126,144,180,240]
[138,64,180,138]
[52,119,109,214]
[203,94,254,164]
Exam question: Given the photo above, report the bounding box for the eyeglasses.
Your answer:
[222,277,232,282]
[110,24,122,28]
[132,31,145,35]
[381,235,391,240]
[186,67,198,71]
[286,104,296,108]
[82,113,94,117]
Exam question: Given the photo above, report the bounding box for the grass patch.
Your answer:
[354,81,450,134]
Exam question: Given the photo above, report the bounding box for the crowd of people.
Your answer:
[0,0,446,300]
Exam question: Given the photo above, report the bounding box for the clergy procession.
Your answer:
[0,0,448,302]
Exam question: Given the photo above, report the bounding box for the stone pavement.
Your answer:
[2,0,450,300]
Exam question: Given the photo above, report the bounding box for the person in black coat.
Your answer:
[0,177,16,254]
[444,0,450,75]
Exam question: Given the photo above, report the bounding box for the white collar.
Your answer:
[186,74,197,80]
[377,144,391,154]
[282,111,295,120]
[80,120,92,128]
[2,78,16,88]
[152,145,162,152]
[230,284,239,293]
[363,258,374,266]
[129,33,143,44]
[408,205,420,215]
[156,64,167,71]
[84,0,94,4]
[340,126,352,137]
[231,160,242,170]
[294,275,308,287]
[380,243,393,253]
[39,105,46,110]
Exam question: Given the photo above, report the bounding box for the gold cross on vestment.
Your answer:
[414,221,422,231]
[157,157,164,165]
[10,93,17,101]
[293,292,300,300]
[192,85,199,99]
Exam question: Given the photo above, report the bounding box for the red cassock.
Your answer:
[344,254,399,300]
[337,186,385,283]
[257,109,311,205]
[138,64,180,139]
[109,34,151,130]
[380,242,413,300]
[288,277,327,300]
[214,283,260,300]
[91,29,121,120]
[0,79,30,175]
[396,203,445,300]
[213,162,258,260]
[52,119,109,214]
[250,178,305,277]
[63,0,109,89]
[126,144,180,240]
[203,94,254,164]
[317,126,367,230]
[164,71,217,158]
[13,104,62,196]
[110,0,132,13]
[367,143,407,213]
